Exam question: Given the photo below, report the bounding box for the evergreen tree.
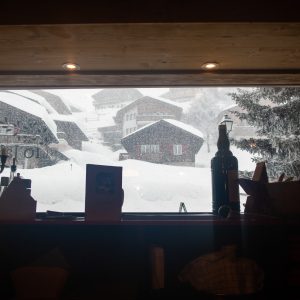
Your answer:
[230,87,300,179]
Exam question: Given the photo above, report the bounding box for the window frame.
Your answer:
[173,144,183,156]
[0,79,290,222]
[141,144,160,154]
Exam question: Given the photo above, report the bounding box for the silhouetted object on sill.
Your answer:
[240,161,300,217]
[211,124,240,215]
[0,175,36,221]
[85,164,123,222]
[179,202,187,213]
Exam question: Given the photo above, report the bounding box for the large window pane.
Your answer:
[2,87,295,212]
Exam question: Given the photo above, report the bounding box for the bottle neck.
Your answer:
[216,124,232,156]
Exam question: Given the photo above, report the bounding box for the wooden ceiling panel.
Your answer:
[0,23,299,86]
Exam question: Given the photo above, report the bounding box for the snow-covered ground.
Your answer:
[196,143,256,171]
[2,141,253,213]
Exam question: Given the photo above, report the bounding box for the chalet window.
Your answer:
[141,144,160,154]
[173,144,183,155]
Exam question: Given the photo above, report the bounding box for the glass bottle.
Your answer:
[211,124,240,215]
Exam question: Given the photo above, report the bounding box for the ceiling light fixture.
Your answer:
[201,62,219,70]
[62,63,80,71]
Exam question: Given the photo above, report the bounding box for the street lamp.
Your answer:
[220,114,233,134]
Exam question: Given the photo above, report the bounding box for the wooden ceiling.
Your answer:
[0,1,300,87]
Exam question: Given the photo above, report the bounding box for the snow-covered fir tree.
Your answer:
[230,87,300,179]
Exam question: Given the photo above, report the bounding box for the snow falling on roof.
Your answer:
[117,95,183,117]
[123,119,204,139]
[149,96,184,109]
[0,91,58,139]
[163,119,204,138]
[8,90,57,115]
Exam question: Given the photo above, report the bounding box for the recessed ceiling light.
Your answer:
[201,62,219,70]
[62,63,80,71]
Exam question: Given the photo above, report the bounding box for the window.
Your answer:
[141,144,160,154]
[173,144,183,155]
[1,87,297,213]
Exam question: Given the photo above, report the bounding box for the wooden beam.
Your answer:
[1,71,300,88]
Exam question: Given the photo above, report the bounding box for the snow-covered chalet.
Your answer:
[121,119,203,166]
[115,96,183,137]
[0,91,67,168]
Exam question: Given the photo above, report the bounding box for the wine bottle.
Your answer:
[211,124,240,215]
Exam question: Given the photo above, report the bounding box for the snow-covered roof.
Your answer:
[92,88,143,105]
[123,120,156,138]
[8,90,57,114]
[163,119,204,138]
[51,113,88,140]
[115,96,183,121]
[29,90,72,115]
[123,119,203,139]
[149,96,185,109]
[0,91,58,139]
[51,113,76,122]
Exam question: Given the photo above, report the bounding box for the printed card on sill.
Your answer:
[85,164,123,222]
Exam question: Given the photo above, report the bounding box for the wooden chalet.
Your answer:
[92,88,143,110]
[29,90,72,115]
[9,90,89,150]
[0,91,58,145]
[115,96,183,137]
[53,116,89,150]
[121,119,203,166]
[0,91,67,168]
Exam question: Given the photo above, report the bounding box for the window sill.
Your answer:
[0,212,285,226]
